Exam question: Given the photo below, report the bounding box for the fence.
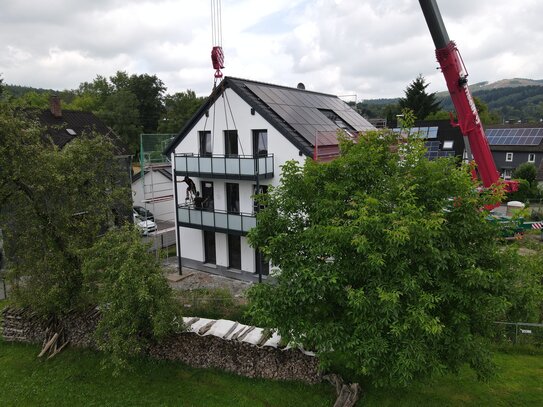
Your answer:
[494,321,543,346]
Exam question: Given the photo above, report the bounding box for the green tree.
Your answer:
[98,90,143,153]
[0,102,130,317]
[82,226,182,372]
[111,71,166,133]
[513,162,538,185]
[399,75,441,120]
[473,96,501,124]
[247,129,518,387]
[158,90,205,133]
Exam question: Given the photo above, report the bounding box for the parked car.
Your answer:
[133,205,154,221]
[133,211,157,236]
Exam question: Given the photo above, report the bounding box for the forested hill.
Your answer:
[358,79,543,123]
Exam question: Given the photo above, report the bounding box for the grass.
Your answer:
[0,340,334,407]
[1,340,542,407]
[360,348,543,406]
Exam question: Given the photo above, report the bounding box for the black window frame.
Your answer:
[199,131,212,157]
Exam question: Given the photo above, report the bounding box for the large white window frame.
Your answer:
[505,152,513,162]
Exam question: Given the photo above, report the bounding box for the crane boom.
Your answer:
[418,0,517,192]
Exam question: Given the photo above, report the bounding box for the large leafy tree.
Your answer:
[111,71,166,134]
[248,129,518,387]
[158,90,206,134]
[0,102,130,316]
[98,89,143,153]
[399,74,441,120]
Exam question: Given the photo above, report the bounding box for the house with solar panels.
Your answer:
[392,120,465,160]
[163,77,375,281]
[485,125,543,181]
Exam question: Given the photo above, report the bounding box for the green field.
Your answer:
[1,339,542,406]
[0,340,334,407]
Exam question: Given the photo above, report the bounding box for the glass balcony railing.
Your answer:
[177,204,256,235]
[174,154,274,180]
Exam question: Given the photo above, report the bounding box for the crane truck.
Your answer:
[418,0,543,238]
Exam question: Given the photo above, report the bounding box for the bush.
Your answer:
[82,226,183,372]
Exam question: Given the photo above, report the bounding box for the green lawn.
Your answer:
[361,348,543,406]
[1,340,542,407]
[0,340,334,407]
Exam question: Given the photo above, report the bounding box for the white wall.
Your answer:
[132,170,174,222]
[172,88,307,274]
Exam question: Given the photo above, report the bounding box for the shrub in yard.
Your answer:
[83,226,183,372]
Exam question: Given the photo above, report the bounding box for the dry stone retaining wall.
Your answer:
[1,307,321,384]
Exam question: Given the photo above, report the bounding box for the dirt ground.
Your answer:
[162,262,252,299]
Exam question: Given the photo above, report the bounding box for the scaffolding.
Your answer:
[137,134,177,257]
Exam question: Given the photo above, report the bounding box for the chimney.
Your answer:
[50,95,62,118]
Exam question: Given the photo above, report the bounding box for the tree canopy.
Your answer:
[247,128,520,387]
[0,102,131,316]
[398,75,441,120]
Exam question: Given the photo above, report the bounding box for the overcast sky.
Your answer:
[2,0,542,101]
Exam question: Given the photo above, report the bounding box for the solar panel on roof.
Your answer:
[244,82,374,145]
[486,127,543,146]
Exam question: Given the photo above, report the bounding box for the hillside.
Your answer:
[360,78,543,123]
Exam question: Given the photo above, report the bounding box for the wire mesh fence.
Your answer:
[494,321,543,346]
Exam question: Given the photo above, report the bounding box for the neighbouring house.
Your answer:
[392,119,465,160]
[394,120,543,183]
[35,96,133,220]
[484,124,543,182]
[132,164,174,222]
[163,77,375,281]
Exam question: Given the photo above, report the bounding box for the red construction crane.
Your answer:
[418,0,518,193]
[211,0,225,79]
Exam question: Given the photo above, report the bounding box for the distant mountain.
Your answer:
[360,78,543,123]
[435,78,543,98]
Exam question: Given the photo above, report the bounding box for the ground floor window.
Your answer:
[228,235,241,270]
[203,231,216,264]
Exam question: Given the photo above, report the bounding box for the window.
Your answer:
[442,140,454,149]
[228,235,241,270]
[506,152,513,162]
[253,184,268,213]
[203,231,216,264]
[224,130,238,157]
[252,130,268,157]
[199,131,212,157]
[528,153,535,163]
[226,183,239,214]
[502,169,512,180]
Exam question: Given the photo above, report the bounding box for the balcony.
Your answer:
[174,154,274,180]
[177,204,256,235]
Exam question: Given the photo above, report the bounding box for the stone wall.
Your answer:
[1,307,321,384]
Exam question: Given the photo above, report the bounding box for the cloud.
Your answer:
[1,0,542,100]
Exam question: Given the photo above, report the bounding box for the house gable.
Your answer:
[164,76,374,157]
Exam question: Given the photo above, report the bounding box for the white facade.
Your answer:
[132,167,174,222]
[171,88,305,279]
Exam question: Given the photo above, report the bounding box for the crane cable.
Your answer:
[211,0,225,84]
[211,0,222,48]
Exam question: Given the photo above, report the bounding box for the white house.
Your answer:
[164,77,374,281]
[132,164,175,222]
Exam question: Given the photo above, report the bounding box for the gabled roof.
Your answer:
[164,76,374,156]
[30,108,129,155]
